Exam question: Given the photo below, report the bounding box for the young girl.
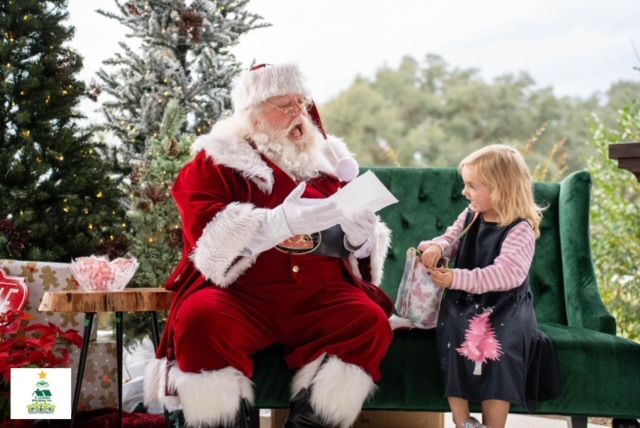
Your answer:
[419,145,561,428]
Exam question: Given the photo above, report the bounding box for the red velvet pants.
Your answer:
[172,261,392,382]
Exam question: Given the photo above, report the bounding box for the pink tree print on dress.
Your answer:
[456,309,503,375]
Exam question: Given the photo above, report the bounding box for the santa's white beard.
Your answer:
[250,115,332,181]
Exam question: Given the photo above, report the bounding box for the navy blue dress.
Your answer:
[436,211,561,411]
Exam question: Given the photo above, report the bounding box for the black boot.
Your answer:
[170,398,252,428]
[210,398,252,428]
[226,398,251,428]
[612,419,640,428]
[168,409,185,428]
[284,388,334,428]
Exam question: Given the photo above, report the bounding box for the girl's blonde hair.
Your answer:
[459,144,543,238]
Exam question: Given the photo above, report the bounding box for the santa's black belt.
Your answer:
[275,224,350,258]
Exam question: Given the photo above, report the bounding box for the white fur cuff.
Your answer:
[347,217,392,286]
[190,202,267,287]
[170,366,254,427]
[292,356,375,428]
[311,356,375,428]
[143,358,181,411]
[144,358,254,427]
[370,219,392,286]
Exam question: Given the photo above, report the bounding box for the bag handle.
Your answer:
[453,210,480,243]
[415,209,480,262]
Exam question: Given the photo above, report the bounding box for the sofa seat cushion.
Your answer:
[535,323,640,417]
[251,331,449,411]
[252,323,640,419]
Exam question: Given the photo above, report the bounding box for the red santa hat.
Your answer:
[231,63,310,110]
[231,63,329,137]
[232,63,359,181]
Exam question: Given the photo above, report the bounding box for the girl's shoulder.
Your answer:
[500,217,534,232]
[504,220,536,244]
[512,219,535,233]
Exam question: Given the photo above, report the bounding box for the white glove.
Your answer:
[340,209,376,249]
[278,182,342,235]
[247,183,342,255]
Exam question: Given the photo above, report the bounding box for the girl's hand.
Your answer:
[420,245,443,269]
[427,267,453,289]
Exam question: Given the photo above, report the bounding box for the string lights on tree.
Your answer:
[0,0,126,261]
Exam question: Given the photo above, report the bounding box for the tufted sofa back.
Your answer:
[372,167,568,325]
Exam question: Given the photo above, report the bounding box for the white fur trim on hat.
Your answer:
[231,63,311,111]
[323,135,360,182]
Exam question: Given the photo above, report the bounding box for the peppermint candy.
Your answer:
[70,255,139,291]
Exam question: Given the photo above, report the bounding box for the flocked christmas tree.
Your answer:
[124,99,192,344]
[95,0,267,163]
[0,0,127,261]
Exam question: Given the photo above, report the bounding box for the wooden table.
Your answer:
[609,142,640,181]
[607,142,640,428]
[39,288,174,428]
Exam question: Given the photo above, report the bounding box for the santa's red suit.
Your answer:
[144,65,393,428]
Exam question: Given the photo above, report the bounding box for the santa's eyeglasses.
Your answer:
[264,97,313,116]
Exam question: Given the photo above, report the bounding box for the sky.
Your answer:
[68,0,640,114]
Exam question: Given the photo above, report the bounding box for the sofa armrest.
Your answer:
[558,171,616,334]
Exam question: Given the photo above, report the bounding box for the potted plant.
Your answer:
[0,309,82,424]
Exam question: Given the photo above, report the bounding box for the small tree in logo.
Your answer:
[27,373,56,414]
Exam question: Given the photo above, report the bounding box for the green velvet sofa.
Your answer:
[251,168,640,424]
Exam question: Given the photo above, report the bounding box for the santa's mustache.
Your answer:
[251,113,322,154]
[287,116,311,136]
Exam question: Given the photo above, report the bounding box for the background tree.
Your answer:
[93,0,267,342]
[96,0,267,164]
[588,103,640,341]
[322,54,634,173]
[123,99,192,344]
[0,0,126,261]
[323,54,640,339]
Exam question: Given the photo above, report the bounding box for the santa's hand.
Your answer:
[247,183,341,256]
[279,183,342,234]
[340,209,376,249]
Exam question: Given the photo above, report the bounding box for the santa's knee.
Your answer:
[350,304,393,351]
[172,293,248,373]
[174,290,226,331]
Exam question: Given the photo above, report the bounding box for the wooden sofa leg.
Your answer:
[612,419,640,428]
[568,417,587,428]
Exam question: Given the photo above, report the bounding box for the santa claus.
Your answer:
[144,63,394,428]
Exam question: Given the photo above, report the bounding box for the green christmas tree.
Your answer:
[0,0,126,261]
[124,99,193,344]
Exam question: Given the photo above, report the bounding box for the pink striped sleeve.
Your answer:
[418,208,469,259]
[450,221,536,294]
